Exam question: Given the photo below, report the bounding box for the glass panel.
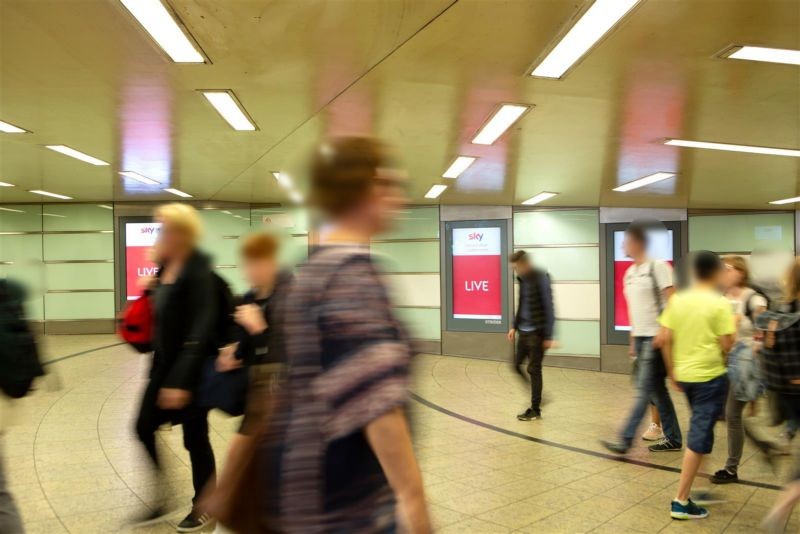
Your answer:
[42,204,113,231]
[515,247,599,281]
[689,213,795,253]
[0,204,42,232]
[45,263,114,290]
[204,237,241,266]
[514,210,599,246]
[43,233,114,260]
[45,292,114,320]
[0,263,44,320]
[215,267,249,296]
[384,274,440,308]
[0,234,42,261]
[393,307,441,340]
[251,207,310,235]
[371,241,439,273]
[549,320,600,356]
[281,235,308,267]
[377,207,439,240]
[198,209,252,237]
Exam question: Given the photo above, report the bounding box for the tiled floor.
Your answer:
[3,335,793,533]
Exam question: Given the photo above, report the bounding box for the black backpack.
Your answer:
[755,311,800,395]
[0,279,44,398]
[745,284,771,323]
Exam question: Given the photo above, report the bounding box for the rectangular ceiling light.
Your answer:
[163,188,192,198]
[119,171,160,185]
[288,189,304,204]
[0,207,24,213]
[97,204,114,210]
[202,91,257,131]
[531,0,641,79]
[442,156,477,179]
[521,191,559,205]
[119,0,204,63]
[770,196,800,205]
[724,45,800,66]
[29,190,72,200]
[0,120,28,133]
[665,138,800,157]
[472,104,531,145]
[613,172,675,192]
[45,145,109,166]
[0,182,14,187]
[424,184,448,199]
[272,171,294,189]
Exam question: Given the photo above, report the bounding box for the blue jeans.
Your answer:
[679,374,728,454]
[620,337,683,447]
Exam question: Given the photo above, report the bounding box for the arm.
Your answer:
[659,327,681,391]
[365,408,431,534]
[719,334,735,354]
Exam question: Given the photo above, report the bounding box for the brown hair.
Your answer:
[723,255,750,287]
[240,233,278,261]
[309,137,396,217]
[785,257,800,302]
[509,250,528,263]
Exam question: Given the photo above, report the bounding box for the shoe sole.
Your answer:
[176,523,213,533]
[710,478,738,485]
[649,448,682,453]
[642,435,665,441]
[671,512,709,520]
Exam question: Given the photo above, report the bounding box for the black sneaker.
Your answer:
[710,468,738,484]
[128,506,170,528]
[600,439,628,455]
[649,439,682,452]
[517,408,541,421]
[176,510,213,533]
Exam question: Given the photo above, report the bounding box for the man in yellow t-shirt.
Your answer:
[659,251,736,521]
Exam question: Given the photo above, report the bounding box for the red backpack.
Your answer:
[118,293,154,353]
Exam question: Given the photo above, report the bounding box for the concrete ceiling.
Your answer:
[0,0,798,208]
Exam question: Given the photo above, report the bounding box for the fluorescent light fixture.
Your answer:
[201,91,256,131]
[665,138,800,158]
[119,0,204,63]
[272,171,293,188]
[0,120,28,133]
[163,188,192,198]
[221,210,232,215]
[288,190,304,204]
[472,104,531,145]
[531,0,641,79]
[424,184,448,199]
[45,145,109,166]
[0,207,24,213]
[724,45,800,66]
[119,171,160,185]
[521,191,559,205]
[770,196,800,205]
[42,213,66,218]
[29,190,72,200]
[613,172,676,192]
[442,156,477,179]
[0,182,14,187]
[97,204,113,210]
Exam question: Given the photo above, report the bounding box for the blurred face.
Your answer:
[623,234,645,258]
[156,217,193,258]
[513,260,531,275]
[362,168,408,234]
[724,264,745,288]
[242,256,278,288]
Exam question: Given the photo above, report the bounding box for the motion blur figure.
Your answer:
[271,138,430,532]
[134,203,218,532]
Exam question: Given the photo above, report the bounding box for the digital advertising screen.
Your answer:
[123,221,162,301]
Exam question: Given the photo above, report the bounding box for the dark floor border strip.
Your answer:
[42,342,125,366]
[410,392,782,492]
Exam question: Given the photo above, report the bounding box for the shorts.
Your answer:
[678,374,729,454]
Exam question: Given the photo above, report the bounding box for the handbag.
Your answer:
[197,356,248,416]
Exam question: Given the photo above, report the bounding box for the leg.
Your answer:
[0,438,23,534]
[513,333,528,377]
[181,407,216,503]
[676,449,705,501]
[651,404,662,426]
[619,338,659,447]
[135,381,163,472]
[648,347,682,446]
[527,335,544,412]
[763,480,800,534]
[724,390,746,474]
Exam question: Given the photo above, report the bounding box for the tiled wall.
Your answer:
[688,212,795,254]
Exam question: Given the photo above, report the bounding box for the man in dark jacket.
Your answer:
[508,251,555,421]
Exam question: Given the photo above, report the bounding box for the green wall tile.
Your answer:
[378,207,440,240]
[42,204,113,231]
[515,247,599,281]
[0,234,42,261]
[45,292,114,320]
[393,307,441,341]
[371,241,439,273]
[43,233,114,261]
[689,213,795,253]
[251,207,310,235]
[0,205,42,232]
[548,320,600,356]
[514,210,599,246]
[45,263,114,291]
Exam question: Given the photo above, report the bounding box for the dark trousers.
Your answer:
[135,380,216,503]
[515,331,545,411]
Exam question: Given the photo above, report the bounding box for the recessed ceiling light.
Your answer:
[522,191,559,205]
[119,171,160,185]
[613,172,676,192]
[424,184,448,199]
[221,210,232,215]
[472,104,531,145]
[45,145,109,166]
[665,139,800,157]
[723,45,800,66]
[531,0,641,79]
[288,190,304,204]
[29,190,72,200]
[272,171,293,188]
[119,0,205,63]
[770,196,800,205]
[201,91,257,131]
[163,188,192,198]
[0,182,14,187]
[442,156,477,179]
[0,120,28,133]
[0,207,24,213]
[97,204,113,210]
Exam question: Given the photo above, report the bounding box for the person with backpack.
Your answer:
[710,256,768,485]
[132,203,219,532]
[601,223,683,455]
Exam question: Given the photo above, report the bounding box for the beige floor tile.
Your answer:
[429,503,470,529]
[526,486,594,512]
[437,490,519,515]
[565,494,634,522]
[437,516,513,534]
[602,503,672,532]
[490,478,556,500]
[424,479,480,504]
[519,509,606,533]
[476,500,553,529]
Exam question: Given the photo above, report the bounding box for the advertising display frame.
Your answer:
[116,215,159,310]
[444,219,510,333]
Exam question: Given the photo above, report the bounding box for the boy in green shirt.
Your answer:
[659,251,736,520]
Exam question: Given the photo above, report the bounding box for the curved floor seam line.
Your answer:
[410,392,782,492]
[42,343,126,366]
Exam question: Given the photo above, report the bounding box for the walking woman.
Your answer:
[134,203,217,532]
[272,138,430,532]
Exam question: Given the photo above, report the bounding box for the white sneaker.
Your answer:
[642,422,665,441]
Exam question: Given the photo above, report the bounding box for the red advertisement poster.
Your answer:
[452,227,502,320]
[125,222,162,300]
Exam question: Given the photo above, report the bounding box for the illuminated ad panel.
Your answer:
[124,221,162,300]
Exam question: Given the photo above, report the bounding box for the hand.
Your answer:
[543,339,554,352]
[669,377,683,393]
[136,275,157,292]
[158,388,191,410]
[628,340,635,358]
[652,332,664,349]
[216,343,242,372]
[507,328,516,342]
[234,304,268,335]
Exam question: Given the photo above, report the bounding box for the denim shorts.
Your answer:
[678,374,729,454]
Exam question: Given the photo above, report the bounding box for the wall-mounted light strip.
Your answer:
[424,184,448,199]
[665,138,800,157]
[45,145,109,166]
[0,120,28,133]
[272,171,294,188]
[613,172,676,192]
[42,213,66,218]
[29,190,72,200]
[201,91,257,131]
[163,188,192,198]
[770,196,800,205]
[521,191,559,205]
[472,104,531,145]
[119,171,160,185]
[722,45,800,66]
[442,156,477,179]
[0,182,14,187]
[119,0,205,63]
[97,205,114,210]
[531,0,641,79]
[0,207,24,213]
